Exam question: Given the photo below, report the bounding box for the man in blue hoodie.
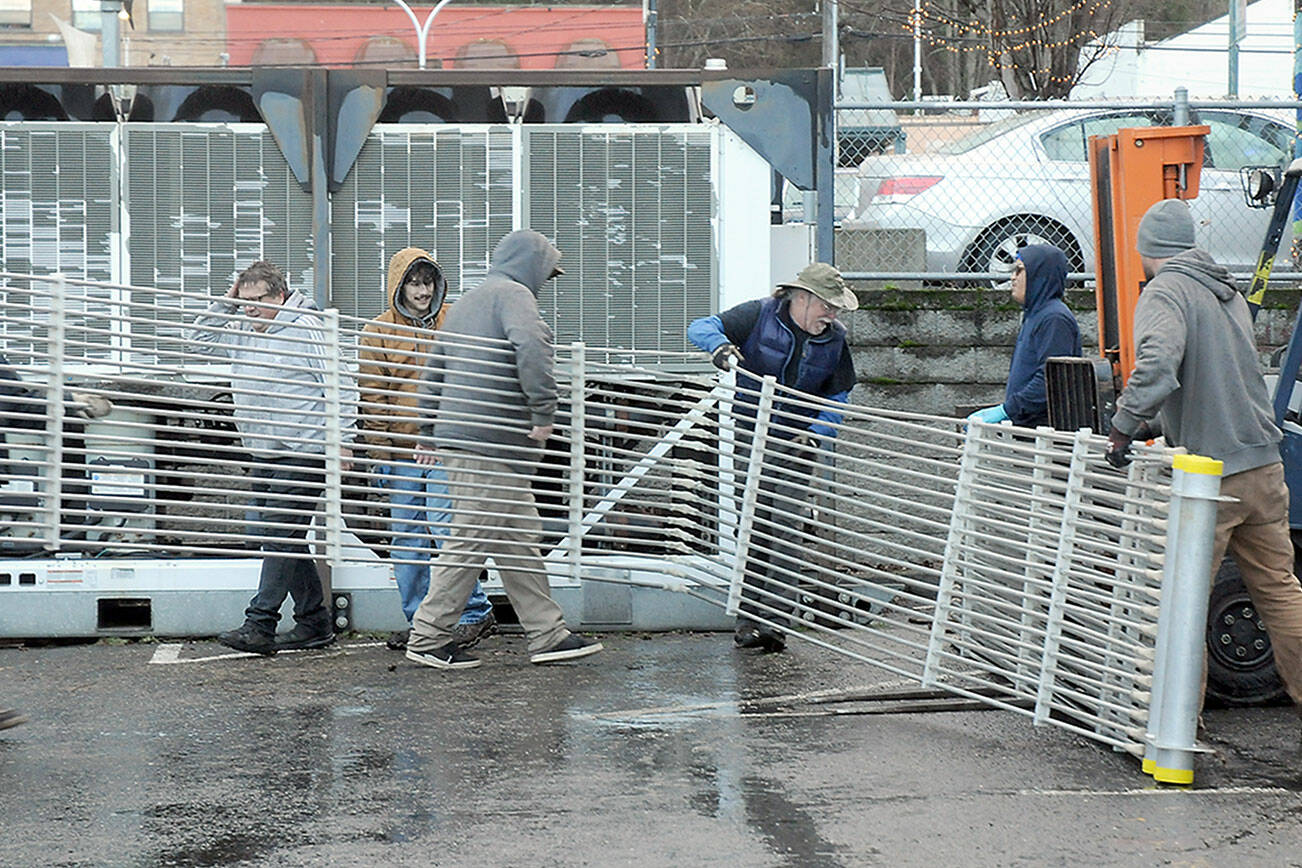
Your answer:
[969,244,1081,427]
[1106,198,1302,709]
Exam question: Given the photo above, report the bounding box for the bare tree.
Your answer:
[660,0,1223,99]
[984,0,1132,98]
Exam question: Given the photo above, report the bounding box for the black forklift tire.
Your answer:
[1204,557,1287,706]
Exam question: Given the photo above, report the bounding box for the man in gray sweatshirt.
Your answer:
[1107,198,1302,709]
[406,230,602,670]
[190,261,355,656]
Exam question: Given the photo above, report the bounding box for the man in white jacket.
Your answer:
[190,261,355,655]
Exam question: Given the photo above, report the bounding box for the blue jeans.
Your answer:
[379,460,491,625]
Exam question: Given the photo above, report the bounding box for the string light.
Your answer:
[894,0,1119,85]
[914,0,1113,41]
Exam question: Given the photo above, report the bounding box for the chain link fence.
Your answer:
[828,98,1302,286]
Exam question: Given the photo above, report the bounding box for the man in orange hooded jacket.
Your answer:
[359,248,495,652]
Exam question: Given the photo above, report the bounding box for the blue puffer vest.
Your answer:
[736,297,844,437]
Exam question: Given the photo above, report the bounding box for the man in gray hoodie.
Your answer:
[1107,198,1302,709]
[190,261,355,656]
[406,230,602,670]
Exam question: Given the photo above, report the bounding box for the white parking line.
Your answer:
[148,641,383,665]
[1021,786,1296,797]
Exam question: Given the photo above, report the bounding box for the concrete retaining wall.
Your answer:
[841,284,1300,419]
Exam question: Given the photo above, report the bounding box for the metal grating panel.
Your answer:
[1046,357,1116,434]
[527,126,715,353]
[331,125,516,320]
[123,123,314,362]
[0,123,116,362]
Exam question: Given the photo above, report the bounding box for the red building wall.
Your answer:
[224,4,646,69]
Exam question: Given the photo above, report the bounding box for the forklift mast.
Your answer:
[1046,125,1208,434]
[1086,125,1209,385]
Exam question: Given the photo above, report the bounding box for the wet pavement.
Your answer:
[1,631,1300,867]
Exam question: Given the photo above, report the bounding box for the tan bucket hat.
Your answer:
[776,262,858,311]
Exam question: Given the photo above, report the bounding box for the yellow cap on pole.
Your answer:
[1172,454,1222,476]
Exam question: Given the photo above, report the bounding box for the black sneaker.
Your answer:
[0,708,26,731]
[217,623,277,656]
[756,628,786,653]
[450,610,498,649]
[529,633,603,664]
[386,628,410,651]
[275,622,336,651]
[405,642,481,670]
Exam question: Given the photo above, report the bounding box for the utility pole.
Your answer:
[913,0,922,100]
[1228,0,1245,96]
[821,0,838,75]
[645,0,657,69]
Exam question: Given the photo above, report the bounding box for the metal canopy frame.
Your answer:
[0,66,838,272]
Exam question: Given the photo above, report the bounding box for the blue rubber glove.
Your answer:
[968,404,1009,424]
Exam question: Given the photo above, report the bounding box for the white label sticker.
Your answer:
[90,471,146,498]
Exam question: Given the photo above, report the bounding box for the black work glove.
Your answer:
[1105,428,1134,469]
[1133,419,1160,442]
[710,343,745,372]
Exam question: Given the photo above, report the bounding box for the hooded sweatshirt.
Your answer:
[358,248,449,462]
[1112,248,1280,476]
[420,230,559,463]
[190,289,357,456]
[1003,244,1081,427]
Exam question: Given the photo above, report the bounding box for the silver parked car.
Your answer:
[844,106,1296,280]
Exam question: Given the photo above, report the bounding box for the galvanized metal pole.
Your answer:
[43,274,68,552]
[100,0,121,68]
[1228,0,1244,97]
[815,67,836,264]
[1144,454,1223,785]
[308,69,331,309]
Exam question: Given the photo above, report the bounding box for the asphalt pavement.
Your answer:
[1,631,1300,867]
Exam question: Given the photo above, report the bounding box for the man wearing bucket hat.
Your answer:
[1106,197,1302,710]
[688,262,858,652]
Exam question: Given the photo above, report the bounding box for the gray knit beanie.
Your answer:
[1135,198,1196,258]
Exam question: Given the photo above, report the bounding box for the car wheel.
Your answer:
[962,216,1084,287]
[1204,556,1287,706]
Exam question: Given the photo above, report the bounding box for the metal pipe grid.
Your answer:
[0,270,1189,761]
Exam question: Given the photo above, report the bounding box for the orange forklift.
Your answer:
[1048,121,1302,705]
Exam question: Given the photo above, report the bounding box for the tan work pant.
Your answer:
[1210,461,1302,705]
[408,452,570,654]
